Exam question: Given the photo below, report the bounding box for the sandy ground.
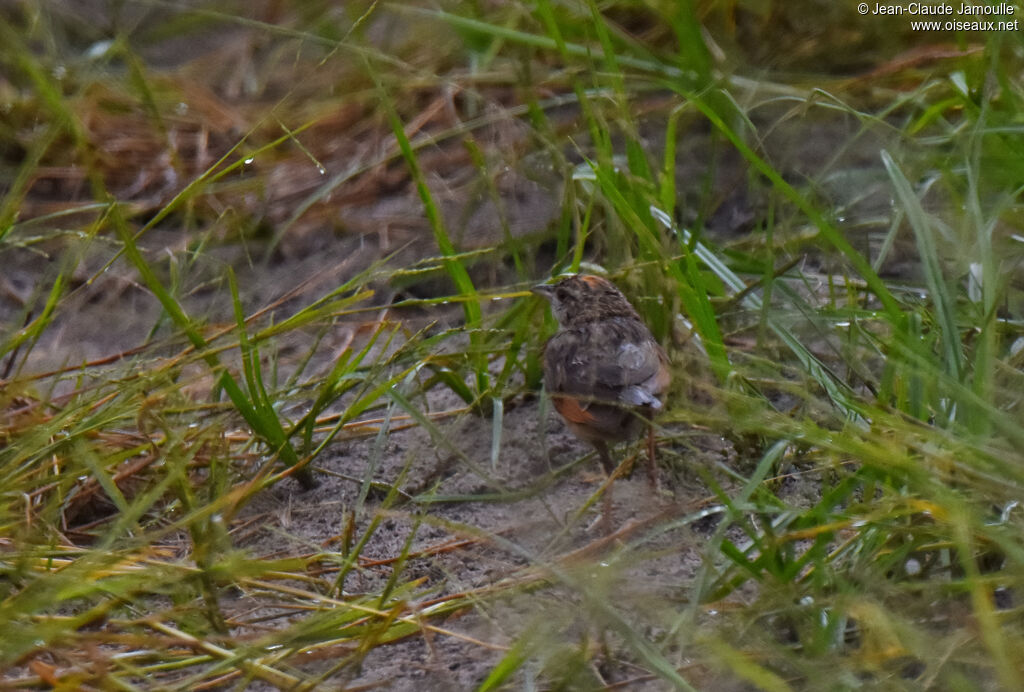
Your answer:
[238,395,728,689]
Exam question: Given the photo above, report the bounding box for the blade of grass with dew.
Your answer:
[364,54,490,404]
[255,289,376,341]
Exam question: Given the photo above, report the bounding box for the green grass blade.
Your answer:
[881,151,962,382]
[364,56,489,401]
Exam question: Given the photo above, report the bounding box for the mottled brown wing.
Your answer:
[543,316,668,410]
[597,339,669,409]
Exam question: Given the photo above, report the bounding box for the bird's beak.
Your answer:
[531,283,555,300]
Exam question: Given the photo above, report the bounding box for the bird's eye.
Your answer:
[555,287,571,301]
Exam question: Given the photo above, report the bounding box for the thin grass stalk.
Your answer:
[364,55,491,405]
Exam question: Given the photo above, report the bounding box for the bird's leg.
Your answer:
[594,439,616,475]
[294,463,319,491]
[594,440,616,533]
[646,422,659,490]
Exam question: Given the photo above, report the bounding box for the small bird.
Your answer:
[532,274,670,491]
